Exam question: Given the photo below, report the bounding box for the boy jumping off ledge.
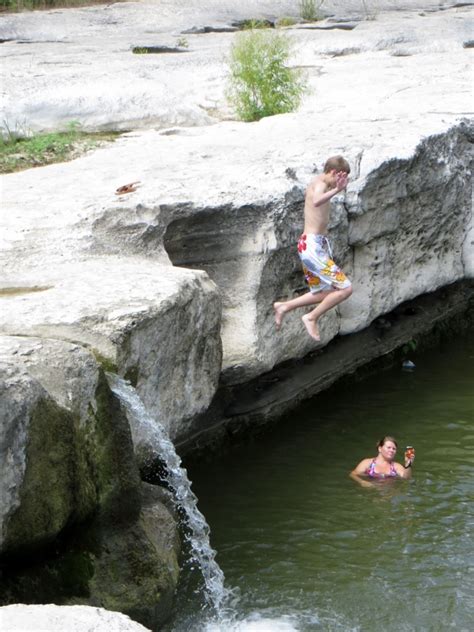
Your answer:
[274,155,352,342]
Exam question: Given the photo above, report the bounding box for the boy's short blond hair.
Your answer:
[324,155,351,174]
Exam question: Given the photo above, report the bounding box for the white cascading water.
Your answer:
[107,374,229,615]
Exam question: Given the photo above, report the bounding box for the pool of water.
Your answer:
[175,335,474,631]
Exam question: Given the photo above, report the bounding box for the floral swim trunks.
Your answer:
[297,233,351,294]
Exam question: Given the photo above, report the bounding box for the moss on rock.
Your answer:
[4,397,76,553]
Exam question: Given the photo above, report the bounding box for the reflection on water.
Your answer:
[175,336,474,631]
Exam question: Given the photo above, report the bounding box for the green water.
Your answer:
[184,335,474,631]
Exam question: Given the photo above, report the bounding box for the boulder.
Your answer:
[85,483,180,630]
[0,359,180,627]
[0,484,180,631]
[0,604,151,632]
[342,124,473,333]
[0,261,222,440]
[0,335,141,555]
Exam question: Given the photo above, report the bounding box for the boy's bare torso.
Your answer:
[303,175,331,235]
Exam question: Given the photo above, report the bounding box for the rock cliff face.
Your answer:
[1,119,471,442]
[1,1,472,442]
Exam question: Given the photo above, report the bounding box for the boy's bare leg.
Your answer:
[274,290,334,329]
[302,286,352,341]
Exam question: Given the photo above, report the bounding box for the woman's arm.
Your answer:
[349,459,374,488]
[395,456,414,479]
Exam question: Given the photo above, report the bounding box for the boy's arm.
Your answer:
[312,172,349,207]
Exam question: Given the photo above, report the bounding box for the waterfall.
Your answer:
[107,374,229,615]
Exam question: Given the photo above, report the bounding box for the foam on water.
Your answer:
[205,614,299,632]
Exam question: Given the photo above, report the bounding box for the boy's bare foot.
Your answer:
[273,302,287,330]
[302,314,320,341]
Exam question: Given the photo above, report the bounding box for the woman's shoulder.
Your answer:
[355,457,373,471]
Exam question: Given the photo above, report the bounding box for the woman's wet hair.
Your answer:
[377,435,398,449]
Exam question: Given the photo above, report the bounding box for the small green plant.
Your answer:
[241,19,273,30]
[276,16,297,28]
[66,119,82,132]
[176,36,189,48]
[91,349,118,375]
[132,47,148,55]
[402,339,418,356]
[299,0,324,22]
[226,30,306,122]
[1,118,31,144]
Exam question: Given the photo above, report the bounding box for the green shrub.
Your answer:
[276,16,297,28]
[226,30,306,122]
[299,0,324,22]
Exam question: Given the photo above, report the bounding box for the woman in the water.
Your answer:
[350,436,414,488]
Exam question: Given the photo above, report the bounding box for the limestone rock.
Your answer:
[0,484,180,632]
[341,124,473,333]
[0,336,141,555]
[0,261,222,440]
[0,2,466,135]
[85,483,180,631]
[0,604,151,632]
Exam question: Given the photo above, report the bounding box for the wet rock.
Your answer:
[0,605,151,632]
[0,336,140,556]
[85,483,180,630]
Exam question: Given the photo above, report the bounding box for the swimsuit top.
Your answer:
[365,459,398,479]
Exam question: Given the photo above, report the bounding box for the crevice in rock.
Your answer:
[132,45,189,55]
[231,19,275,30]
[181,25,238,34]
[0,286,53,297]
[163,203,270,269]
[296,22,358,30]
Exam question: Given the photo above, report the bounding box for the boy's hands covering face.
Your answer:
[335,171,349,192]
